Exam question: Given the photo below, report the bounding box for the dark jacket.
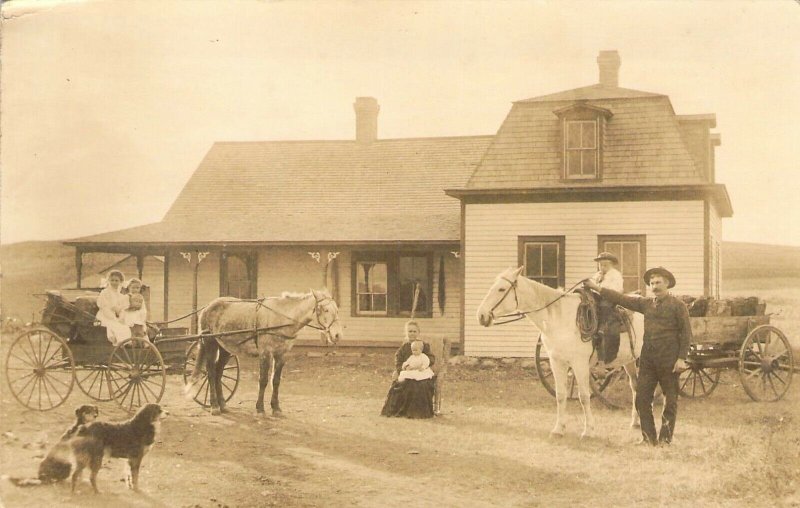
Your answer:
[599,288,693,361]
[394,341,436,374]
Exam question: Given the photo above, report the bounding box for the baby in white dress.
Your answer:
[397,340,434,382]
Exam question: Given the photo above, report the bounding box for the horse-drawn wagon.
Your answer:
[535,299,794,408]
[3,289,240,412]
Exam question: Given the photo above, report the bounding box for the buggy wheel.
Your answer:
[535,335,579,400]
[4,328,74,411]
[739,325,794,402]
[590,364,635,409]
[107,338,166,412]
[183,340,240,407]
[74,365,114,401]
[678,361,721,398]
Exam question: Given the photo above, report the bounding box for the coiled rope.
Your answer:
[575,288,599,342]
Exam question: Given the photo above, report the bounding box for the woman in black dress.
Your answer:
[380,321,436,419]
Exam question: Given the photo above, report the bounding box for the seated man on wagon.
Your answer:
[589,252,625,370]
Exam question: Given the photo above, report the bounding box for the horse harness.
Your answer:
[490,276,585,326]
[226,295,337,348]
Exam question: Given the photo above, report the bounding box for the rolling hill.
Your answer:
[1,240,799,321]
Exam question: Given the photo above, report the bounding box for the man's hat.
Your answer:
[593,252,619,264]
[643,266,676,289]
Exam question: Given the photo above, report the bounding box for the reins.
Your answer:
[491,278,589,326]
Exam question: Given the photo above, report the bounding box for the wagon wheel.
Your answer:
[590,364,635,409]
[106,338,166,412]
[678,361,721,399]
[4,328,74,411]
[75,365,114,401]
[183,340,240,407]
[739,325,794,402]
[535,335,579,400]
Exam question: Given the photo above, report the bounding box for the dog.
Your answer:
[71,403,167,493]
[9,404,100,487]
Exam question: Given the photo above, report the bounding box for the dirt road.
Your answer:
[2,351,798,507]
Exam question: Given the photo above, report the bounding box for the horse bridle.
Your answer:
[489,275,584,326]
[306,294,340,341]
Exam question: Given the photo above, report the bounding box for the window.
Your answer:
[220,252,257,299]
[518,236,565,289]
[598,235,646,293]
[352,252,433,317]
[356,262,388,315]
[554,102,612,181]
[565,120,597,178]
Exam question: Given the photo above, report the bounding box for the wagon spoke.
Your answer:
[40,344,64,369]
[18,340,39,367]
[42,373,69,401]
[39,336,55,368]
[10,371,37,383]
[45,372,73,390]
[26,376,40,407]
[13,372,38,395]
[139,378,159,400]
[8,353,35,368]
[40,374,55,408]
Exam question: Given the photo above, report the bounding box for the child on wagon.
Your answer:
[95,270,132,345]
[122,278,148,338]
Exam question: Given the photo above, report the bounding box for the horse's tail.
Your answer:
[184,301,214,397]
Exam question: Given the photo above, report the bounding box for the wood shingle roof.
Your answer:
[465,90,706,189]
[68,136,492,245]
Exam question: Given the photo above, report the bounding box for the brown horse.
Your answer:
[186,289,343,416]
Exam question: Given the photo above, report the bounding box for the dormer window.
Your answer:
[566,120,597,178]
[554,102,613,181]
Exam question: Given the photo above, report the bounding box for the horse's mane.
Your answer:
[278,291,309,299]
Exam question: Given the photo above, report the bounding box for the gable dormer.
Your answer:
[553,102,613,181]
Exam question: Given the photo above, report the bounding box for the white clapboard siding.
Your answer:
[464,200,705,357]
[167,251,222,330]
[709,202,723,297]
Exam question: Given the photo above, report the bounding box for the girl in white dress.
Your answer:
[122,278,148,337]
[95,270,131,345]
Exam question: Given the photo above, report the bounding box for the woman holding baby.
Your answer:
[95,270,149,345]
[380,320,436,419]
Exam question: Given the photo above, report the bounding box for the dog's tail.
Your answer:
[5,476,43,487]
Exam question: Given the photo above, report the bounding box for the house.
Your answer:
[445,51,731,357]
[66,97,492,345]
[66,51,730,355]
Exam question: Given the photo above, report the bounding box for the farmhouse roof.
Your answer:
[462,91,708,189]
[66,136,492,246]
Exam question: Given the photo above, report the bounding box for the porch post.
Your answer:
[75,248,83,288]
[163,250,170,322]
[136,254,145,280]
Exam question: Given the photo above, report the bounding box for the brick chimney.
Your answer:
[597,50,621,87]
[353,97,379,143]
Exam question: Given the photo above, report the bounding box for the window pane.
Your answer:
[567,151,582,176]
[605,242,622,261]
[541,244,559,276]
[357,262,387,293]
[581,150,597,175]
[567,122,581,148]
[581,122,596,148]
[536,277,559,289]
[373,294,387,312]
[622,242,640,276]
[358,294,372,311]
[525,245,543,278]
[398,256,428,313]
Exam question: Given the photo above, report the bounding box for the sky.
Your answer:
[1,0,799,246]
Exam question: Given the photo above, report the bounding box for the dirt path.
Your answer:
[2,352,799,507]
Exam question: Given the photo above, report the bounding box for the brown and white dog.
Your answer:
[71,403,167,493]
[9,404,100,487]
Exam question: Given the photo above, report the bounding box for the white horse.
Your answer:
[477,267,641,438]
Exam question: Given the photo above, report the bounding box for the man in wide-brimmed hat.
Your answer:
[590,252,625,369]
[585,266,691,446]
